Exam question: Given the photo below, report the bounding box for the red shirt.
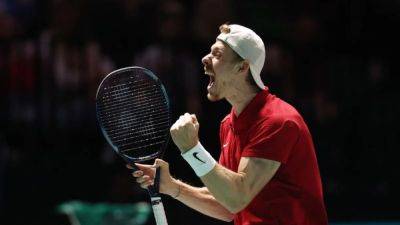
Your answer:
[219,88,328,225]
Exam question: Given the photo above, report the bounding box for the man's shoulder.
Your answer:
[263,96,303,121]
[256,97,305,131]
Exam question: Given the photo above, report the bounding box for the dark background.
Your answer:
[1,0,400,224]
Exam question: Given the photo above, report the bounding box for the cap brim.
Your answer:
[249,65,265,89]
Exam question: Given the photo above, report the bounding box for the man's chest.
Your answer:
[220,127,249,172]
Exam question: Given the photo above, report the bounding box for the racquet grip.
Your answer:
[151,197,168,225]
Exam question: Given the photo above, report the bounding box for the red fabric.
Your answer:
[219,88,328,225]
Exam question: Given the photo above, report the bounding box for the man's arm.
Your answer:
[132,159,234,222]
[172,180,234,222]
[201,157,280,213]
[170,113,281,213]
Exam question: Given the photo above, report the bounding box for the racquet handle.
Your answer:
[151,196,168,225]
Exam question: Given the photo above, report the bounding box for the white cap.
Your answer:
[217,24,265,89]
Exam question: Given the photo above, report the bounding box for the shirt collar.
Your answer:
[230,87,270,134]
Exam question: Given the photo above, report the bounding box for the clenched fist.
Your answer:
[170,113,199,153]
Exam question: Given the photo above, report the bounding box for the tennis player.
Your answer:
[132,24,328,225]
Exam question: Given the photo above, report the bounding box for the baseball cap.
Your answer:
[217,24,266,89]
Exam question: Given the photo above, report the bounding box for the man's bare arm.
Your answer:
[132,159,234,222]
[201,157,280,213]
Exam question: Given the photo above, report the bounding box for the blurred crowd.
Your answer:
[1,0,399,224]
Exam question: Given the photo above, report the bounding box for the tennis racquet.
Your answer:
[96,66,170,225]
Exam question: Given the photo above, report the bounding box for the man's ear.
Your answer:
[238,60,250,74]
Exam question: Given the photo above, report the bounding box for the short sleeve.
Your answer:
[242,119,300,164]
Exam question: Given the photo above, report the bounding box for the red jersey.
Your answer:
[219,88,328,225]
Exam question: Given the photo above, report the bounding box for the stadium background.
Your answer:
[1,0,399,224]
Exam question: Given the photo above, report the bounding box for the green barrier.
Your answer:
[57,201,151,225]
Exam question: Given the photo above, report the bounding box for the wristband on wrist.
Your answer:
[181,142,217,177]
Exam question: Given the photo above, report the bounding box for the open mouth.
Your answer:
[205,71,215,90]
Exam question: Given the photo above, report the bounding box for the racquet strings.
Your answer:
[97,70,170,161]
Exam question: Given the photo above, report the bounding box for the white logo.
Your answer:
[223,143,229,148]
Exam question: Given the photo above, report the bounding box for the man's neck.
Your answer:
[226,85,259,116]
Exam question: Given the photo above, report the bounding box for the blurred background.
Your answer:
[1,0,400,224]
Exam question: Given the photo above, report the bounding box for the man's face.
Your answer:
[202,40,239,101]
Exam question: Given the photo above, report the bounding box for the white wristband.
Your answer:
[181,142,217,177]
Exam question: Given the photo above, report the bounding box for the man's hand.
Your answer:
[170,113,199,153]
[129,159,179,197]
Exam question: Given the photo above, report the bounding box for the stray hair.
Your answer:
[219,24,231,34]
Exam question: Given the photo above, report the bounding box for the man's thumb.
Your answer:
[134,162,153,171]
[154,158,169,169]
